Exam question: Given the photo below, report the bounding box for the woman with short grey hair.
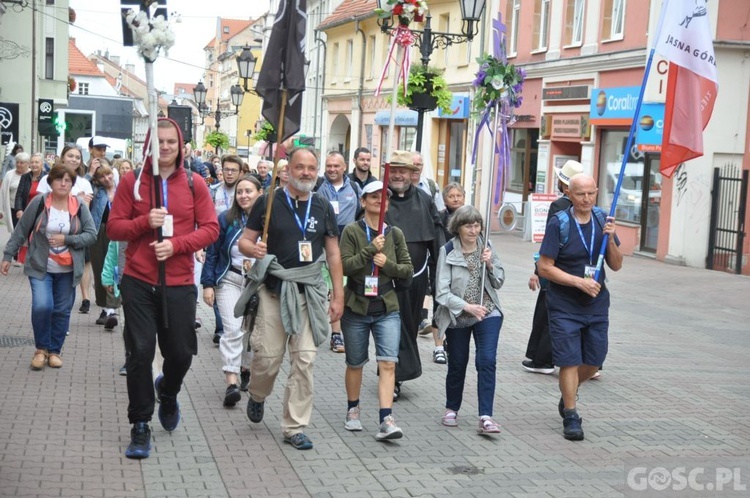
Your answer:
[434,205,505,435]
[1,151,31,231]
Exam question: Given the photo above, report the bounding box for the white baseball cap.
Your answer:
[89,136,109,148]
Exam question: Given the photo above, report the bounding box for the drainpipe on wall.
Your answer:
[31,0,37,151]
[313,30,326,153]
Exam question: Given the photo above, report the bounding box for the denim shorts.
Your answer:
[340,309,401,367]
[548,310,608,367]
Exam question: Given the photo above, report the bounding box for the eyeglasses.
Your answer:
[222,168,240,174]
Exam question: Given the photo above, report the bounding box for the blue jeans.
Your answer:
[341,309,401,367]
[29,272,76,354]
[444,314,503,417]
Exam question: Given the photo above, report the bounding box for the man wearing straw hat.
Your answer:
[523,159,583,375]
[384,150,444,399]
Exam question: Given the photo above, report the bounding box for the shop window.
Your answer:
[597,130,657,223]
[509,129,539,194]
[380,126,415,164]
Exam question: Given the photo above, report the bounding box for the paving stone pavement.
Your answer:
[0,228,748,497]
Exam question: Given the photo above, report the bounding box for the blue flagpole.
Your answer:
[593,48,657,281]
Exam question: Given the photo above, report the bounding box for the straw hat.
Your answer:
[554,160,584,186]
[388,150,419,171]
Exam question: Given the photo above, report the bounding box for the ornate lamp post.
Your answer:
[376,0,487,151]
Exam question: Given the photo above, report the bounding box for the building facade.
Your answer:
[0,0,70,156]
[500,0,750,274]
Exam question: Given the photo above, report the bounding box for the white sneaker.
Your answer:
[375,415,403,441]
[345,406,363,431]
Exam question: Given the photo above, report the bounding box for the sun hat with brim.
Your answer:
[361,180,392,198]
[554,160,584,186]
[388,150,419,171]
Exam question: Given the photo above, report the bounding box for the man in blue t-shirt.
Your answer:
[538,174,623,442]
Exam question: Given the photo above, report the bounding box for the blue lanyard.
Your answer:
[240,213,247,227]
[284,188,312,240]
[326,182,340,201]
[223,186,231,210]
[572,208,595,264]
[161,179,168,210]
[364,222,376,275]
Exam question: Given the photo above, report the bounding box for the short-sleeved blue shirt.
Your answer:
[539,207,617,315]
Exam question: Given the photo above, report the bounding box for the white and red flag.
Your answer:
[653,0,718,178]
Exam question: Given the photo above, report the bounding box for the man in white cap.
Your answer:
[523,159,583,375]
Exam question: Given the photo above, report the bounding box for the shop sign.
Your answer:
[589,86,640,125]
[374,109,418,126]
[550,113,590,140]
[530,193,559,242]
[437,95,469,119]
[636,102,665,152]
[0,102,19,145]
[542,85,590,101]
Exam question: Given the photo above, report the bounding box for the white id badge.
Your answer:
[583,265,596,279]
[364,276,379,297]
[242,259,254,278]
[298,241,313,262]
[330,200,340,215]
[162,214,174,237]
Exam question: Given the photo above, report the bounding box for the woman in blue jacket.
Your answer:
[201,175,262,407]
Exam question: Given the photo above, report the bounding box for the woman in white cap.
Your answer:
[338,180,413,440]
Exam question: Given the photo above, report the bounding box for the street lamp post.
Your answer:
[376,0,486,152]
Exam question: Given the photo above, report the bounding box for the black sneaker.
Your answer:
[95,310,108,325]
[213,331,223,346]
[125,422,151,459]
[79,299,90,314]
[104,314,118,331]
[522,360,554,375]
[223,384,242,407]
[563,410,584,441]
[239,370,250,392]
[119,364,127,376]
[154,374,180,431]
[246,396,264,423]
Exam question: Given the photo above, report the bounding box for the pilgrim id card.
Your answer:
[162,214,174,237]
[583,265,596,279]
[330,200,340,215]
[364,276,378,297]
[242,259,253,278]
[298,241,313,262]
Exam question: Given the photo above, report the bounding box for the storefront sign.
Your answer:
[38,99,55,136]
[589,86,640,125]
[542,85,590,101]
[550,113,589,140]
[437,95,469,119]
[0,102,19,145]
[536,143,549,192]
[374,110,418,126]
[636,102,665,152]
[530,193,559,242]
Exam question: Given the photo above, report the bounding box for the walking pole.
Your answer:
[479,100,503,305]
[261,89,288,243]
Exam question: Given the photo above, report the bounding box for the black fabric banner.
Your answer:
[255,0,307,142]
